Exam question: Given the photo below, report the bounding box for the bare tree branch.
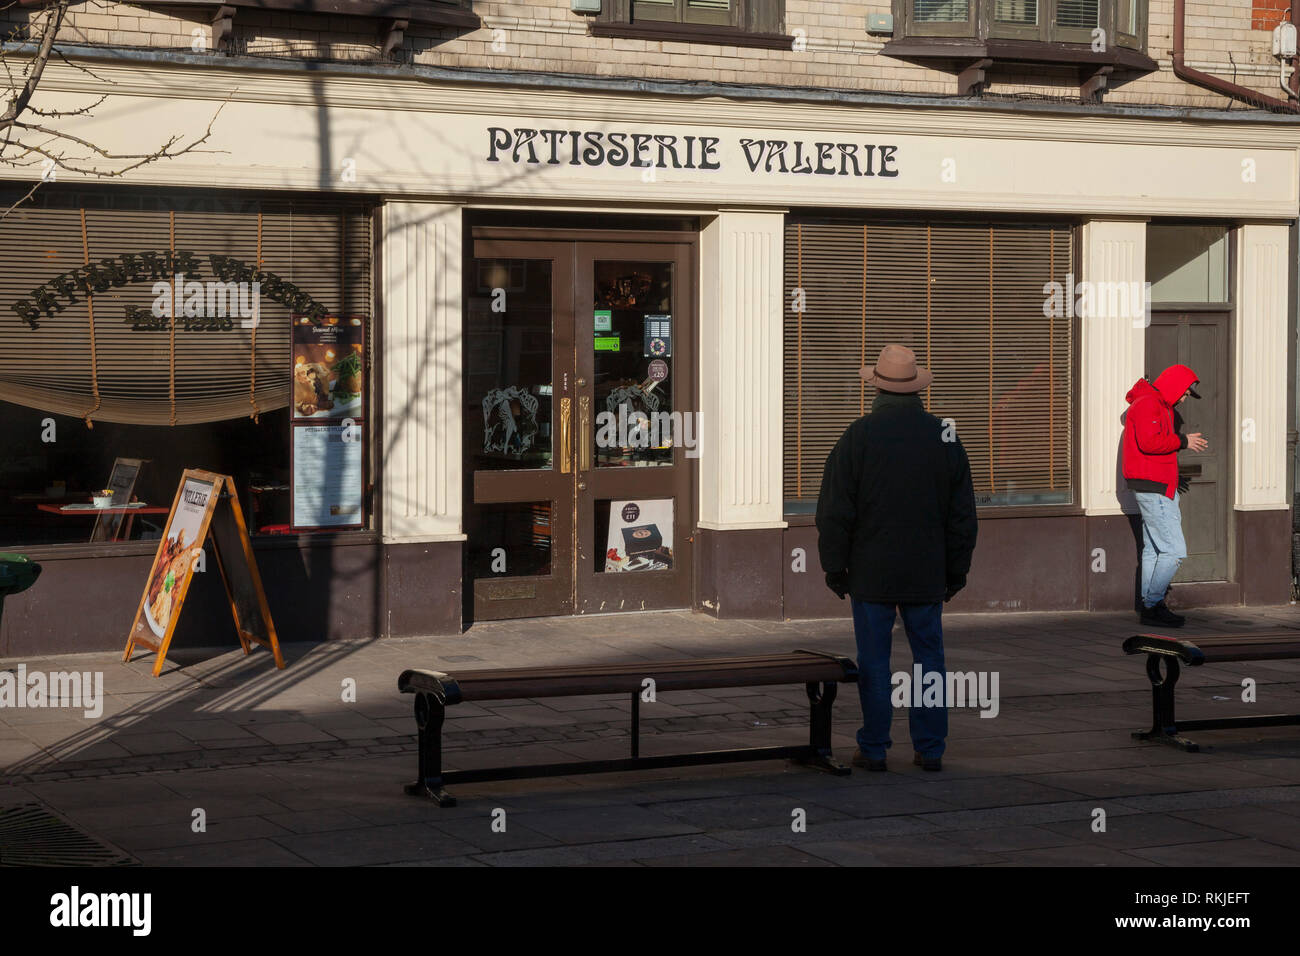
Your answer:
[2,2,229,213]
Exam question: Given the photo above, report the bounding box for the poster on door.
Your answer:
[604,499,674,572]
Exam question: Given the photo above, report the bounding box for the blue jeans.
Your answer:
[850,600,947,761]
[1134,490,1187,608]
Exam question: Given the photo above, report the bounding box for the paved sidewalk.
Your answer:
[2,606,1299,866]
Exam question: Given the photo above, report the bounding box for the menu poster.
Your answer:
[291,316,365,422]
[90,456,143,543]
[604,499,675,573]
[291,315,366,531]
[124,470,284,676]
[292,425,364,529]
[124,470,220,675]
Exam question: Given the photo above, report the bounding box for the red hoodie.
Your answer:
[1122,364,1199,499]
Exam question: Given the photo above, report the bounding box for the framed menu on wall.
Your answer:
[290,316,366,531]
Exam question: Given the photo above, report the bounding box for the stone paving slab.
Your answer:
[1,605,1299,866]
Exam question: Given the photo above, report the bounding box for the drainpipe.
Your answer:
[1173,0,1299,112]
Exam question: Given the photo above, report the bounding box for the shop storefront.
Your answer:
[2,53,1297,654]
[0,188,391,653]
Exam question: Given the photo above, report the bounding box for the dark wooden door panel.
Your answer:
[1145,312,1230,582]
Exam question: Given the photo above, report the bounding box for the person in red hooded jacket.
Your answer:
[1122,364,1208,627]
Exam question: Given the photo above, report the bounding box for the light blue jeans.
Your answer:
[1134,490,1187,608]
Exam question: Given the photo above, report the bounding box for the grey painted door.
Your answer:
[1144,312,1230,582]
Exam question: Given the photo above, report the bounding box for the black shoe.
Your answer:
[1140,601,1185,628]
[913,751,942,772]
[852,749,887,772]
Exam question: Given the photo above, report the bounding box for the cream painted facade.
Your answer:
[3,34,1299,631]
[6,54,1300,531]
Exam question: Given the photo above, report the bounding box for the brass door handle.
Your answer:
[579,396,592,471]
[559,397,572,474]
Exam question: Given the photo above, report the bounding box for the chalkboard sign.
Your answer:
[124,470,283,677]
[90,457,143,543]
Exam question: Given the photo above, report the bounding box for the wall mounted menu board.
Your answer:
[291,315,366,530]
[124,469,284,676]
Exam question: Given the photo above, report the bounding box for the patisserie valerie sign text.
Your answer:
[11,251,332,330]
[487,127,901,178]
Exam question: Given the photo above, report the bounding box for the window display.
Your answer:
[0,189,374,548]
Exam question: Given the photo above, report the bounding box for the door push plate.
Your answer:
[578,396,592,471]
[560,396,572,474]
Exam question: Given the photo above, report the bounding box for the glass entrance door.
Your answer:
[465,236,694,621]
[574,243,694,612]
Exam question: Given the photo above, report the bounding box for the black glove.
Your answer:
[825,570,849,600]
[944,575,966,603]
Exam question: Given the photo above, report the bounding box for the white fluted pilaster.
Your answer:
[1234,223,1290,511]
[381,201,465,542]
[698,210,786,530]
[1080,220,1148,515]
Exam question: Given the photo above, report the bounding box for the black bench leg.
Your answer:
[1132,654,1200,753]
[405,691,457,806]
[798,681,851,776]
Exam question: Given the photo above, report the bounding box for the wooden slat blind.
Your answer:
[0,191,373,426]
[784,218,1074,509]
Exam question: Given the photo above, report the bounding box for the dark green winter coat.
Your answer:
[815,391,978,603]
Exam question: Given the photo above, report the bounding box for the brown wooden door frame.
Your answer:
[465,229,698,621]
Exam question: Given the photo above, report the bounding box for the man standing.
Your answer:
[1122,364,1208,627]
[816,345,978,773]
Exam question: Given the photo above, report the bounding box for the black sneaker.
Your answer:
[1140,601,1185,628]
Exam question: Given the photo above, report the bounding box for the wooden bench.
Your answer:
[397,649,858,806]
[1123,631,1300,752]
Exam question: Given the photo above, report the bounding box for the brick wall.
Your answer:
[2,0,1294,110]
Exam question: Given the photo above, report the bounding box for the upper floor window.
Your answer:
[634,0,738,26]
[897,0,1146,50]
[593,0,787,47]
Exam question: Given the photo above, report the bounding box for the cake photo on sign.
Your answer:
[292,316,365,419]
[604,499,674,572]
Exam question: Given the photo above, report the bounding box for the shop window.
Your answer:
[784,219,1075,513]
[1147,224,1229,306]
[593,0,788,48]
[0,190,374,549]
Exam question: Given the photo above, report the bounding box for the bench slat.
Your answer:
[399,650,856,702]
[1124,631,1300,665]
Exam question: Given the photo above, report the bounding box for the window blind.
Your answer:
[784,219,1074,510]
[0,192,372,426]
[915,0,971,22]
[1056,0,1100,29]
[995,0,1038,24]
